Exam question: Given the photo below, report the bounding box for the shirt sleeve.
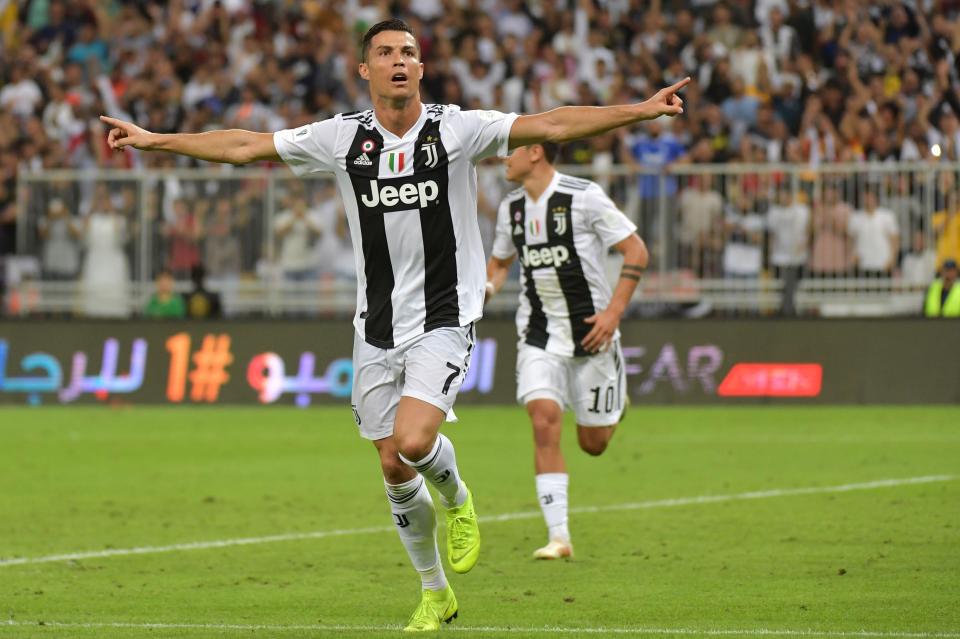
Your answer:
[583,183,637,248]
[669,140,687,161]
[847,213,861,236]
[448,106,519,163]
[886,211,900,236]
[273,117,339,176]
[490,198,517,259]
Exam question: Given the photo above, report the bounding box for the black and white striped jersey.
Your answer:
[274,105,517,348]
[491,172,637,357]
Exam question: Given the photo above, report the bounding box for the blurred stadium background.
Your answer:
[0,1,958,638]
[1,0,959,318]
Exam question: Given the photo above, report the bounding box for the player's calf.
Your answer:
[528,399,565,471]
[576,424,616,456]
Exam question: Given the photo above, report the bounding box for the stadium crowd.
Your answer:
[2,0,960,316]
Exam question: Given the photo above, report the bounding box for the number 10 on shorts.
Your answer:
[588,385,616,413]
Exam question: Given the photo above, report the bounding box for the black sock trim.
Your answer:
[386,478,425,504]
[412,436,443,473]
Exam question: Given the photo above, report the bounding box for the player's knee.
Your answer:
[579,440,608,456]
[530,411,561,444]
[374,443,412,483]
[530,411,557,433]
[577,428,609,456]
[381,458,411,483]
[395,432,434,463]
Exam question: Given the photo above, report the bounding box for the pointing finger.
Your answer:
[668,76,691,93]
[99,115,126,128]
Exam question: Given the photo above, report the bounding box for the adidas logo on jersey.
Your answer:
[353,153,373,166]
[360,178,439,209]
[519,244,570,268]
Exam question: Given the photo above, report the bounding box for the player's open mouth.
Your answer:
[391,73,408,85]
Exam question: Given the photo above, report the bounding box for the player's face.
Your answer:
[359,31,423,101]
[504,146,533,182]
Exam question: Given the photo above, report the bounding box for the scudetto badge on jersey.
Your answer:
[387,151,405,173]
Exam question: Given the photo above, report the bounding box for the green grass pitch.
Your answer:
[0,406,958,638]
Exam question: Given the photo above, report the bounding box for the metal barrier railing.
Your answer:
[7,162,959,317]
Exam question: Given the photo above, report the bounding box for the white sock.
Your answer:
[416,561,447,592]
[536,473,570,544]
[385,476,448,591]
[400,434,467,508]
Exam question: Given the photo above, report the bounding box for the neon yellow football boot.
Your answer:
[445,485,480,574]
[403,585,458,632]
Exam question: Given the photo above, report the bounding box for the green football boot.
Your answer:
[403,585,458,632]
[445,485,480,574]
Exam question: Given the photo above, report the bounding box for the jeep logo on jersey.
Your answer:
[519,244,571,268]
[360,178,440,210]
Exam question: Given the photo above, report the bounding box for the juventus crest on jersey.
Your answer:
[492,172,637,357]
[274,105,518,348]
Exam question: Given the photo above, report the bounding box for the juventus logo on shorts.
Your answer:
[541,494,554,505]
[393,513,410,528]
[422,142,439,168]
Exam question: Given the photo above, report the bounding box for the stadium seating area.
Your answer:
[1,0,960,317]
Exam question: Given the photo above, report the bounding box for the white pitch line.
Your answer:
[0,620,958,638]
[484,475,955,523]
[0,475,952,568]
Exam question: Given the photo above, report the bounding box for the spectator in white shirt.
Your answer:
[496,0,533,40]
[767,188,810,315]
[678,175,724,276]
[849,190,899,276]
[760,7,797,72]
[901,230,937,286]
[274,197,322,282]
[723,194,765,278]
[455,60,506,107]
[0,67,43,119]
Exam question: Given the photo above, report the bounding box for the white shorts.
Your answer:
[351,324,475,440]
[516,340,626,427]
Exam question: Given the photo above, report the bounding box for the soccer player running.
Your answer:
[485,142,648,560]
[100,19,685,632]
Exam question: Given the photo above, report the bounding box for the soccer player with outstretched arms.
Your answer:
[100,19,685,632]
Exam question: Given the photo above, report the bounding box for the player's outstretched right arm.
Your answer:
[99,116,281,165]
[508,77,689,149]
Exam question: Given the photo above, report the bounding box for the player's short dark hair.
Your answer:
[361,19,418,62]
[533,141,561,164]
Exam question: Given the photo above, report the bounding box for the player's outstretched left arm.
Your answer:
[581,233,649,353]
[508,78,689,149]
